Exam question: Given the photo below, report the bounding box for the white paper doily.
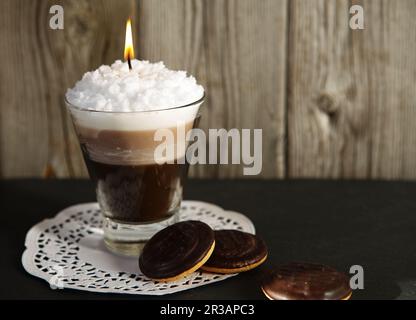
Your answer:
[22,201,255,295]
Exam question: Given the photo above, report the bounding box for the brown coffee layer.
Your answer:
[201,230,268,272]
[83,157,186,223]
[261,262,352,300]
[78,119,197,223]
[139,221,215,280]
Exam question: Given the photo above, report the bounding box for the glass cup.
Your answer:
[66,96,204,256]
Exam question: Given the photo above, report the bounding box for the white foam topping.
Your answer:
[66,59,204,112]
[66,60,203,164]
[66,60,204,132]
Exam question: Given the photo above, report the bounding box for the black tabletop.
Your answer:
[1,179,415,300]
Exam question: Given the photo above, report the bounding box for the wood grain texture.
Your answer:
[0,0,135,177]
[287,0,416,179]
[1,0,416,180]
[137,0,287,178]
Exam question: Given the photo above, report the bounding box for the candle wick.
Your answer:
[128,55,132,70]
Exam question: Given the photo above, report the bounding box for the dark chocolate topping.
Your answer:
[203,230,268,269]
[139,220,214,279]
[261,262,351,300]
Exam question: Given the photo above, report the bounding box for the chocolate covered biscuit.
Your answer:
[261,262,352,300]
[139,221,215,282]
[201,230,268,274]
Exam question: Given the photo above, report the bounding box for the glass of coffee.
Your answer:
[66,96,204,256]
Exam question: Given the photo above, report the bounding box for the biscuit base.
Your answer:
[261,287,352,300]
[149,241,216,282]
[341,292,352,300]
[201,254,268,274]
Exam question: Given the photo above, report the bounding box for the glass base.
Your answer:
[103,211,180,257]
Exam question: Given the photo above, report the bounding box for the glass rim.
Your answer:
[65,93,205,114]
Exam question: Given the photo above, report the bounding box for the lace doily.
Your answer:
[22,201,255,295]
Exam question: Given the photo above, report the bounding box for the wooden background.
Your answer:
[1,0,415,179]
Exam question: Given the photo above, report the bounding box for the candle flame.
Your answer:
[124,18,134,63]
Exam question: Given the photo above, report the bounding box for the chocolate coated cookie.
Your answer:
[139,221,215,282]
[201,230,268,274]
[261,262,352,300]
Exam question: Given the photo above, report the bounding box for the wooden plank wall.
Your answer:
[0,0,136,178]
[137,0,287,178]
[0,0,415,179]
[287,0,416,179]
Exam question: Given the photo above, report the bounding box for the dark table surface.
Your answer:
[1,179,416,300]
